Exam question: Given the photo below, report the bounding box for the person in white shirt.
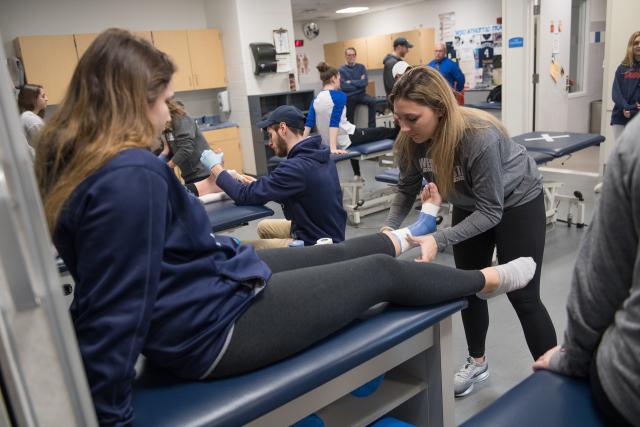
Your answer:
[303,62,398,179]
[17,84,48,149]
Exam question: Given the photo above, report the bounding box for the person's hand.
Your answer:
[532,345,561,371]
[624,109,631,119]
[406,234,438,263]
[346,80,352,84]
[161,140,170,157]
[360,74,366,80]
[331,149,348,154]
[200,149,224,170]
[238,174,256,184]
[636,102,640,110]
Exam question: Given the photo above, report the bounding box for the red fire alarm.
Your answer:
[295,39,304,47]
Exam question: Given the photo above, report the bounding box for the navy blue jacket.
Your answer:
[217,135,346,245]
[611,63,640,125]
[427,57,466,92]
[54,149,271,426]
[339,63,368,97]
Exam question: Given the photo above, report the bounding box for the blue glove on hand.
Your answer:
[200,149,224,170]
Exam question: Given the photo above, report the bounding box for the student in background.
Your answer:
[534,115,640,427]
[339,47,377,128]
[305,62,398,180]
[17,83,48,149]
[383,37,413,97]
[427,42,465,96]
[610,30,640,142]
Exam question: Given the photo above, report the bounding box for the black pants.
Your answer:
[346,93,377,128]
[590,355,632,426]
[211,233,485,377]
[453,192,557,360]
[347,126,399,176]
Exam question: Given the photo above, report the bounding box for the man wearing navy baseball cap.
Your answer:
[383,37,413,97]
[201,105,346,248]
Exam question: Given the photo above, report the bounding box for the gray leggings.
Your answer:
[211,233,484,377]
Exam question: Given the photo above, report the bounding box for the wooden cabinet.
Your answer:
[202,127,243,173]
[365,34,393,70]
[391,29,435,65]
[323,41,346,68]
[152,29,226,92]
[14,35,78,105]
[74,31,153,60]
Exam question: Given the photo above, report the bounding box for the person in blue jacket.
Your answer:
[340,47,377,128]
[34,29,537,426]
[200,105,347,249]
[610,31,640,142]
[427,42,466,93]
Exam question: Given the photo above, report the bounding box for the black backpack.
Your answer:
[486,85,502,103]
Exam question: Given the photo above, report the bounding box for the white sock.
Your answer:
[477,257,536,300]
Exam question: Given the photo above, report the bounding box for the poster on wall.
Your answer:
[296,53,310,75]
[453,24,502,89]
[439,12,456,43]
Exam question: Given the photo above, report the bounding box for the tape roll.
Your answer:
[316,238,333,245]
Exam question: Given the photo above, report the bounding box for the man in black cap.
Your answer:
[383,37,414,97]
[200,105,346,249]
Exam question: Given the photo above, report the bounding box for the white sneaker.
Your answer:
[454,356,489,397]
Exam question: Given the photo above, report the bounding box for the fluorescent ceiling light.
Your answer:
[336,7,369,14]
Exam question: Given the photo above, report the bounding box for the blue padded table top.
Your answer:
[132,300,467,427]
[203,199,274,232]
[529,151,555,165]
[513,132,605,156]
[461,370,604,427]
[350,138,395,155]
[375,168,400,184]
[465,102,502,110]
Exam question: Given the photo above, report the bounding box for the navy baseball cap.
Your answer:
[256,105,306,130]
[393,37,413,48]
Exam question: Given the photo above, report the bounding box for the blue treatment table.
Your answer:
[461,370,604,427]
[133,300,467,427]
[512,131,604,157]
[203,199,274,232]
[465,102,501,110]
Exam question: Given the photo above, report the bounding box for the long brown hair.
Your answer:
[621,31,640,66]
[35,28,175,232]
[18,84,45,118]
[317,61,338,85]
[390,66,508,197]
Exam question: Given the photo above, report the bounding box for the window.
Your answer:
[569,0,587,93]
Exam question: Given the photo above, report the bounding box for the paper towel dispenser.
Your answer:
[249,43,277,75]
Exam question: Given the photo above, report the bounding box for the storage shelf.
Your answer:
[315,370,425,427]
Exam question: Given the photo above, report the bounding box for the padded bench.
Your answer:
[202,198,274,232]
[461,370,604,427]
[132,300,467,427]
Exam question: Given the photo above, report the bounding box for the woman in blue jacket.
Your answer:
[611,31,640,141]
[35,29,536,426]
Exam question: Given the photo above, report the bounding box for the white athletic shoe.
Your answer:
[454,356,489,397]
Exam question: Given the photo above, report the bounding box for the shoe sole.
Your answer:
[454,370,490,397]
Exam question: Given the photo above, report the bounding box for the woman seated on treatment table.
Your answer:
[35,28,537,426]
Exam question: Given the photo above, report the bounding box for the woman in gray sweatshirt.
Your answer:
[385,66,557,397]
[534,116,640,426]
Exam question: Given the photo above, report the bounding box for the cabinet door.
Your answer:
[15,35,78,105]
[133,31,153,43]
[187,29,226,89]
[152,30,193,92]
[73,33,97,60]
[203,127,243,173]
[323,41,346,69]
[343,37,367,69]
[365,34,393,70]
[418,28,435,64]
[391,30,422,66]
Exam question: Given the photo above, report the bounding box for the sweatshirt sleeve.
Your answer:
[350,65,369,88]
[305,99,316,128]
[431,139,504,251]
[72,167,167,425]
[216,162,306,205]
[452,62,466,92]
[170,115,197,168]
[611,65,635,111]
[329,91,347,128]
[339,67,356,92]
[383,159,423,229]
[548,124,640,377]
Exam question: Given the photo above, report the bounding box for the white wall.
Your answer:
[566,0,606,133]
[330,0,502,97]
[293,20,338,92]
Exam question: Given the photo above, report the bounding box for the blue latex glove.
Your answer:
[200,149,224,170]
